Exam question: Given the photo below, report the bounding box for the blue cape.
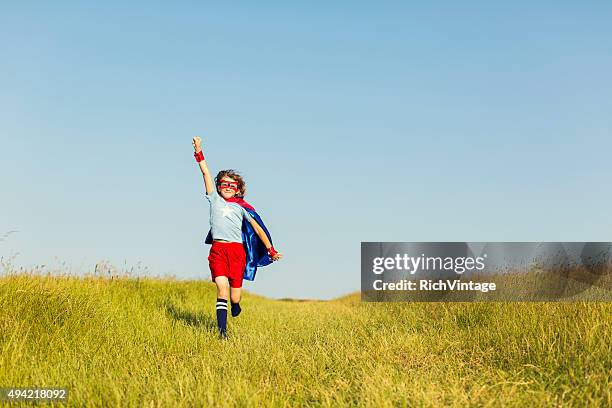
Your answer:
[205,208,273,281]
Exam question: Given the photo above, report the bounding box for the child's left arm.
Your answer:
[248,218,283,261]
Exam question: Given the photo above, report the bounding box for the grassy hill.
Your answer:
[1,272,610,407]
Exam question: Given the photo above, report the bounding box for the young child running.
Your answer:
[192,136,282,339]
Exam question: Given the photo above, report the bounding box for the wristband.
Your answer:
[267,246,278,258]
[194,150,205,162]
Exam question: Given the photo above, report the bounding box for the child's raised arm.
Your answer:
[192,136,214,195]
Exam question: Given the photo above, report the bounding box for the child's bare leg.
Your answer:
[215,276,230,299]
[230,287,241,303]
[214,276,230,338]
[230,287,242,317]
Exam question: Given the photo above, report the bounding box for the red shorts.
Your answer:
[208,241,247,288]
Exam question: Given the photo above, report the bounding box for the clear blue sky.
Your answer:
[1,2,611,299]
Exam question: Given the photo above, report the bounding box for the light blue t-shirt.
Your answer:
[205,190,253,243]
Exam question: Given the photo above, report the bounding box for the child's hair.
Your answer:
[215,169,246,197]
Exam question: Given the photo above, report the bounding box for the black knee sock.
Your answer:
[231,301,241,317]
[216,298,228,336]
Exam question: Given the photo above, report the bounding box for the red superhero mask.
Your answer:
[219,181,239,191]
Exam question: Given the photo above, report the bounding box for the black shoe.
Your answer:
[219,330,228,340]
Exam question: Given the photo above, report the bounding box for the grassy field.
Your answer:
[0,272,610,407]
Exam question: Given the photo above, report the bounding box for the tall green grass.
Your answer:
[1,272,610,407]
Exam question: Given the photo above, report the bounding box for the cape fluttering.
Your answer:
[205,197,273,281]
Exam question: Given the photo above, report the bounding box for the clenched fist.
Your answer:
[192,136,202,152]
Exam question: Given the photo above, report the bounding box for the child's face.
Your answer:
[218,176,239,199]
